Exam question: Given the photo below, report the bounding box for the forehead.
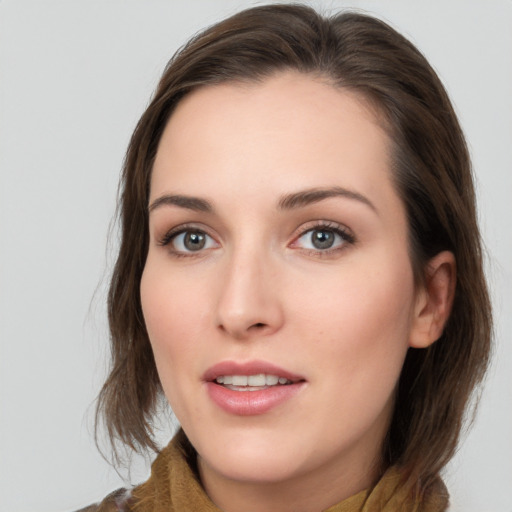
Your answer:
[151,72,397,215]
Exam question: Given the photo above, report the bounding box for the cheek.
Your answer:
[293,251,415,388]
[140,261,214,428]
[140,260,207,385]
[297,252,414,334]
[295,256,415,438]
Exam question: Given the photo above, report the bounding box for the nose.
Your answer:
[215,248,284,340]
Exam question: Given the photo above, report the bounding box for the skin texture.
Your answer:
[140,72,455,512]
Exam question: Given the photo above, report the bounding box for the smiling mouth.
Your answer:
[214,373,294,391]
[206,364,306,414]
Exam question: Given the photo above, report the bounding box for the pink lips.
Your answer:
[203,360,306,416]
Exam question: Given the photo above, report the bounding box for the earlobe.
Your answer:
[409,251,456,349]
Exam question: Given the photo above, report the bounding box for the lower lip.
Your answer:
[206,381,304,416]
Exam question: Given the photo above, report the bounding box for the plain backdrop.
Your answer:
[1,1,511,511]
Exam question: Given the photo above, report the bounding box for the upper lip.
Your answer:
[203,360,305,383]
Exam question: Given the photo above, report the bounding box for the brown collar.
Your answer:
[93,430,448,512]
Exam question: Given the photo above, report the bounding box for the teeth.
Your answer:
[214,374,292,387]
[266,375,279,385]
[232,375,248,386]
[248,374,265,386]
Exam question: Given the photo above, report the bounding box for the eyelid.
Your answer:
[157,223,219,249]
[289,220,356,251]
[155,220,354,256]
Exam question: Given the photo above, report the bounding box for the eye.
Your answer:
[161,228,217,254]
[293,224,354,252]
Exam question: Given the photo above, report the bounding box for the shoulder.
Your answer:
[74,431,192,512]
[73,488,133,512]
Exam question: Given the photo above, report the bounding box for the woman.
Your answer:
[86,4,491,511]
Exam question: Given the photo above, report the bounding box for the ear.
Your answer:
[409,251,456,349]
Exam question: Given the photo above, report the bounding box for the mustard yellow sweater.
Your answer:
[78,430,448,512]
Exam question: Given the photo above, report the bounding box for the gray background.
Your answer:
[1,1,511,511]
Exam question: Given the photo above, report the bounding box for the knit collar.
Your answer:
[128,430,448,512]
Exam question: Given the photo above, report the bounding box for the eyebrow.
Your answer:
[278,186,377,213]
[148,194,213,213]
[148,186,377,215]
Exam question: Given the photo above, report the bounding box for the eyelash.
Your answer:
[158,223,217,257]
[157,221,355,257]
[292,221,356,256]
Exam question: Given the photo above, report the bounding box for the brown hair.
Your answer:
[96,3,492,496]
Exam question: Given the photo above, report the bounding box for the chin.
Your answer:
[201,445,307,484]
[192,424,309,483]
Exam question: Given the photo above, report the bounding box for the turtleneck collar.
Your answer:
[100,429,449,512]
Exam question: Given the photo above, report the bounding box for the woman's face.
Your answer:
[141,73,421,495]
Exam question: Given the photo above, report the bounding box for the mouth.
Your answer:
[214,373,295,391]
[204,361,306,415]
[204,360,304,387]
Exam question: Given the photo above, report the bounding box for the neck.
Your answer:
[197,445,383,512]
